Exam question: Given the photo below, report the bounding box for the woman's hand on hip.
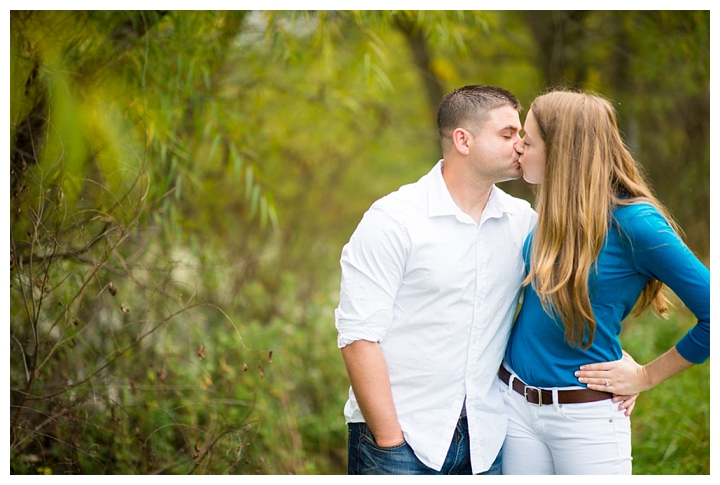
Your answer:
[575,350,651,399]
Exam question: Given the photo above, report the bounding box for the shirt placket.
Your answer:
[465,216,499,469]
[466,224,487,403]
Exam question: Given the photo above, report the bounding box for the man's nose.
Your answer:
[514,138,524,154]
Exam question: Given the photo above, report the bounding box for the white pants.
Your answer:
[498,372,632,475]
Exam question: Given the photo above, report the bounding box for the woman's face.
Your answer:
[516,109,546,184]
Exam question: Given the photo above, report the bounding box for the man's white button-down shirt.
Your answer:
[335,160,537,473]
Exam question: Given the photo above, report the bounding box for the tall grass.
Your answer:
[619,305,710,474]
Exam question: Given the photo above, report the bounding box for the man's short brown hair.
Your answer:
[437,85,522,155]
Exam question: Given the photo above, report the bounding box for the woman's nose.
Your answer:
[514,138,524,154]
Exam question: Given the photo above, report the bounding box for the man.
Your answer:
[334,85,537,474]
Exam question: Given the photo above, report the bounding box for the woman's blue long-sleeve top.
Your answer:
[505,203,710,388]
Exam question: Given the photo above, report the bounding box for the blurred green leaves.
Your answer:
[10,10,708,474]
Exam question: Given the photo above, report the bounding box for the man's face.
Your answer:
[469,106,523,184]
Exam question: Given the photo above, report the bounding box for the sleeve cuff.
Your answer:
[676,326,710,364]
[335,309,391,348]
[336,330,381,349]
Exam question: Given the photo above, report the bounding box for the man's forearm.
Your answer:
[341,339,404,447]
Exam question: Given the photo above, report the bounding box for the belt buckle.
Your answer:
[524,385,543,406]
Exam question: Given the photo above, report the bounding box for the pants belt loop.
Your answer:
[552,388,560,410]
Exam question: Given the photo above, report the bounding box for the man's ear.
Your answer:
[452,128,472,155]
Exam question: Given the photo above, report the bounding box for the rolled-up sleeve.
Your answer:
[335,203,408,348]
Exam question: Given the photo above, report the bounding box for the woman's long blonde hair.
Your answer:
[526,90,676,349]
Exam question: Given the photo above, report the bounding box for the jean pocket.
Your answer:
[358,423,407,451]
[372,440,408,451]
[558,398,615,422]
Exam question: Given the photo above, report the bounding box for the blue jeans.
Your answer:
[347,413,502,475]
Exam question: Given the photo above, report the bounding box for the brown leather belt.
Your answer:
[498,365,612,406]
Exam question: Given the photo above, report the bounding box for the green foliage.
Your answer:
[10,10,274,474]
[10,10,708,475]
[620,307,710,475]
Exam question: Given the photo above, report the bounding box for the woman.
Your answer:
[499,90,710,475]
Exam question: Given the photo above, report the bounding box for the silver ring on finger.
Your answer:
[604,378,610,387]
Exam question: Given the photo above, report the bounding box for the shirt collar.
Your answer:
[427,159,516,221]
[427,160,461,218]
